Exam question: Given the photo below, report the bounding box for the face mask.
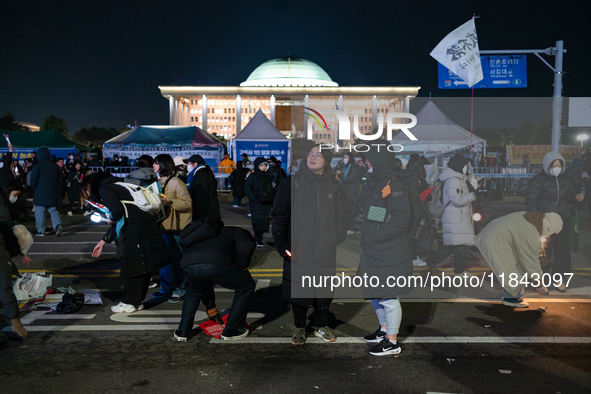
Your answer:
[366,167,373,173]
[551,167,561,177]
[156,171,162,178]
[9,195,18,203]
[187,165,194,172]
[462,166,468,174]
[343,158,349,165]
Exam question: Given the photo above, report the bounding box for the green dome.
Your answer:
[240,57,338,87]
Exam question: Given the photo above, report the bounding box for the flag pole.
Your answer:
[470,85,474,160]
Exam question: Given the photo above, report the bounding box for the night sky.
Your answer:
[1,0,590,135]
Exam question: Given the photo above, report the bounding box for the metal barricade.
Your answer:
[211,166,233,193]
[436,166,537,193]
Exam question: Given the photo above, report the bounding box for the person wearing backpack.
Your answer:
[272,145,351,345]
[82,173,172,313]
[357,144,413,356]
[152,154,192,303]
[428,155,477,276]
[244,157,274,247]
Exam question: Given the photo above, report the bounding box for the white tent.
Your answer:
[232,109,291,172]
[390,101,486,155]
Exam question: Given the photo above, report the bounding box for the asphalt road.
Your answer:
[1,195,590,393]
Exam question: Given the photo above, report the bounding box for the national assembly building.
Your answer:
[158,57,420,144]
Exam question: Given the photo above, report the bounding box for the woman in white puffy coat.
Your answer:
[432,155,477,275]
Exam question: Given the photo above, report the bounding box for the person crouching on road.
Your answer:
[475,212,563,307]
[272,144,351,345]
[82,173,172,313]
[173,219,256,341]
[358,144,413,356]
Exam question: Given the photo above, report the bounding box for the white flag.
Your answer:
[430,19,483,87]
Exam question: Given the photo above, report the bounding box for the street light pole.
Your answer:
[551,41,564,153]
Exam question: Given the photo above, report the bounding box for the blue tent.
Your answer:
[103,125,224,167]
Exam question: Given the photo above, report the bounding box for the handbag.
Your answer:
[568,206,579,253]
[160,177,184,233]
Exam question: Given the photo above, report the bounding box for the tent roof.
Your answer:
[390,101,484,152]
[104,126,223,147]
[0,129,80,149]
[234,110,286,140]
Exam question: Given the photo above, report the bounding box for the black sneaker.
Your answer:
[364,328,387,343]
[369,337,401,356]
[221,328,249,341]
[173,330,188,342]
[54,226,63,237]
[35,231,45,237]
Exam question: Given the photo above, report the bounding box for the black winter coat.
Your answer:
[0,152,15,190]
[189,166,221,224]
[179,220,256,269]
[96,176,171,280]
[358,146,413,298]
[230,161,247,199]
[526,173,577,219]
[272,164,351,308]
[30,148,61,207]
[68,170,82,203]
[339,162,363,205]
[244,158,273,233]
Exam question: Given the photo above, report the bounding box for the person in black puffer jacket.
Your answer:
[244,157,274,246]
[30,147,62,236]
[229,160,247,207]
[272,144,351,345]
[357,143,413,356]
[336,152,363,233]
[525,151,584,291]
[82,173,172,313]
[174,219,256,341]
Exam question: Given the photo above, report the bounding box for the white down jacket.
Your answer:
[440,167,476,246]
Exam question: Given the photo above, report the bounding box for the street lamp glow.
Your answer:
[577,134,588,142]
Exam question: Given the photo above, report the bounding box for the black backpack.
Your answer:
[392,174,435,251]
[256,176,275,204]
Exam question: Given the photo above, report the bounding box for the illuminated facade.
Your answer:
[159,57,420,143]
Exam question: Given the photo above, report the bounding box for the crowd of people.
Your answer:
[0,145,587,354]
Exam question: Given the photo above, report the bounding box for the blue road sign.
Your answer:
[438,55,527,89]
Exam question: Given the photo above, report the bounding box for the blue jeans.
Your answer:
[233,197,243,206]
[159,234,185,294]
[502,285,524,301]
[371,297,402,336]
[35,205,61,233]
[178,264,255,334]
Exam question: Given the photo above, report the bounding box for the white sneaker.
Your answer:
[347,230,355,235]
[247,213,251,217]
[233,205,239,208]
[111,302,140,313]
[67,211,73,216]
[413,257,427,267]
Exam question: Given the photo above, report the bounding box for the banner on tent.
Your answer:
[234,141,290,172]
[0,148,76,161]
[102,147,223,166]
[506,145,581,165]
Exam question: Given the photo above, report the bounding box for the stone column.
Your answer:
[303,95,309,138]
[174,99,179,125]
[202,95,208,132]
[169,97,174,125]
[236,95,241,134]
[270,95,276,126]
[371,95,377,132]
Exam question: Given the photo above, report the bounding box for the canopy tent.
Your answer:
[232,109,291,172]
[0,129,80,161]
[389,101,486,156]
[103,125,224,167]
